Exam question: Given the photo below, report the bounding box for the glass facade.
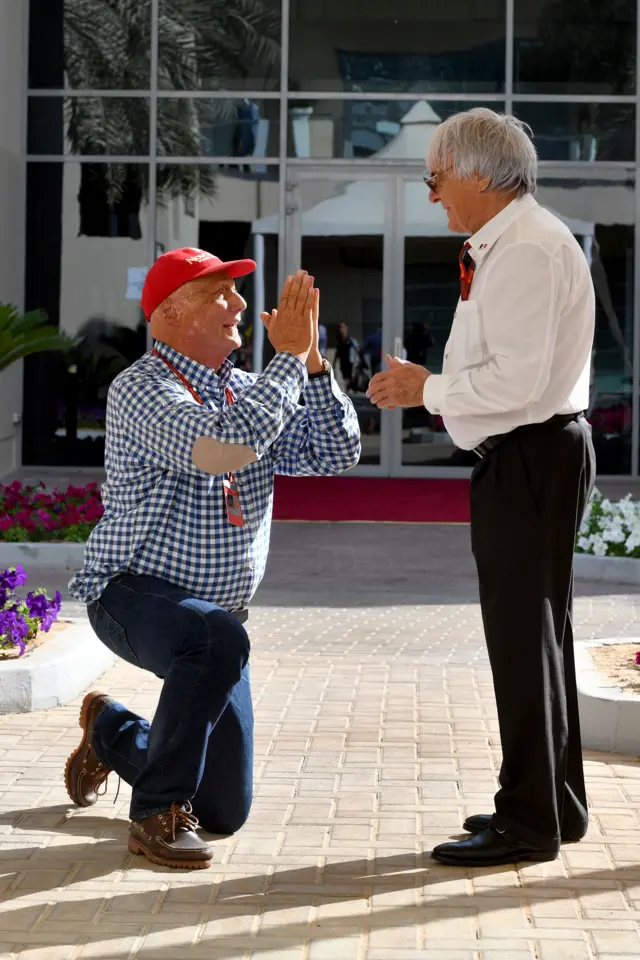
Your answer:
[24,0,640,477]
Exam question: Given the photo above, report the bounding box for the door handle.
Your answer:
[393,337,403,358]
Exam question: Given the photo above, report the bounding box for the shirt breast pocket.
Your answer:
[454,300,485,367]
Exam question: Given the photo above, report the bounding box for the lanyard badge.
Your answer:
[152,349,245,528]
[223,476,244,526]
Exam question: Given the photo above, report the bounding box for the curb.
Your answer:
[573,553,640,586]
[1,542,639,585]
[0,620,115,714]
[576,638,640,756]
[0,542,86,571]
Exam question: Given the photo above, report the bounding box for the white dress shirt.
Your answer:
[422,193,595,451]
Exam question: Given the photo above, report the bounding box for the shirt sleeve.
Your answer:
[423,241,561,418]
[269,368,362,476]
[110,352,308,476]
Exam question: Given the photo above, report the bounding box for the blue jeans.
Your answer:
[87,573,253,832]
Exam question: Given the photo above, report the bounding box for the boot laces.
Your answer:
[169,801,199,838]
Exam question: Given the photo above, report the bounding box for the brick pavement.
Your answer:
[0,523,639,959]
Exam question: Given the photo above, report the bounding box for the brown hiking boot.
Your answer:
[128,802,213,870]
[65,690,114,807]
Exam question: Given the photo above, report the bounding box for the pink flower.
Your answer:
[635,652,640,666]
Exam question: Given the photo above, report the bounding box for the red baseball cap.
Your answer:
[141,247,257,320]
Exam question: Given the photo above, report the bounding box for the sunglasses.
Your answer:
[424,170,449,192]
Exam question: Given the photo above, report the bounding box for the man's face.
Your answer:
[426,165,482,235]
[174,272,248,360]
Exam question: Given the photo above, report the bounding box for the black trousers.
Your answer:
[470,415,595,850]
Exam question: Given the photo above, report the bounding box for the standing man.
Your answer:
[367,109,595,867]
[67,250,360,870]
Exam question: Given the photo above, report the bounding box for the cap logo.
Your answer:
[185,251,214,265]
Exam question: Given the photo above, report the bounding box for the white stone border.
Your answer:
[1,542,640,585]
[0,542,85,571]
[573,553,640,586]
[576,638,640,756]
[0,619,114,714]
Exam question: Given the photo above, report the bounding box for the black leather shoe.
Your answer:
[431,828,557,867]
[463,813,585,844]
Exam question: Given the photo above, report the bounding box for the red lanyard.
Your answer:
[152,348,244,527]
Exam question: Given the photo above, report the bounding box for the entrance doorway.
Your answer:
[281,167,475,477]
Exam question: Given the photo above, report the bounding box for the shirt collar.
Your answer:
[468,193,538,262]
[152,340,234,396]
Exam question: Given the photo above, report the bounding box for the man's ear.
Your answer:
[161,298,182,328]
[475,174,492,194]
[151,297,181,333]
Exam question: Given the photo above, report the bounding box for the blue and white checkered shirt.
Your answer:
[69,342,361,609]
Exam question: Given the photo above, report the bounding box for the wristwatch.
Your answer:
[308,358,331,378]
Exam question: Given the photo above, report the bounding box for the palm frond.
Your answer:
[0,326,73,374]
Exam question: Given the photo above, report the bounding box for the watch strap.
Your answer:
[308,358,331,379]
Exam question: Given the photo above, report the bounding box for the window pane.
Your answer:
[157,99,280,158]
[157,165,280,374]
[515,103,635,163]
[402,178,475,468]
[289,0,506,94]
[292,179,387,466]
[23,162,150,466]
[514,0,636,95]
[537,174,634,475]
[28,0,151,89]
[287,99,504,159]
[28,98,150,156]
[158,0,281,91]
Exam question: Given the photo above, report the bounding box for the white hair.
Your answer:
[428,107,538,197]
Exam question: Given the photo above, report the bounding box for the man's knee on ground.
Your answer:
[197,800,252,837]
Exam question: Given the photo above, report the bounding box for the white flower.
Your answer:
[590,535,608,557]
[604,520,626,544]
[626,530,640,552]
[577,493,640,558]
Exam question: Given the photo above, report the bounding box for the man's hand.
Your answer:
[261,270,315,364]
[367,355,431,409]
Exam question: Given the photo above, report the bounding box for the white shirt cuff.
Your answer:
[423,373,447,414]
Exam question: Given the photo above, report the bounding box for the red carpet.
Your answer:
[273,476,471,523]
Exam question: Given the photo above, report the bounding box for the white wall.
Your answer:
[0,0,27,478]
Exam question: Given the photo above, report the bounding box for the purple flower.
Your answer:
[0,606,30,643]
[26,591,49,620]
[0,566,28,591]
[25,590,61,633]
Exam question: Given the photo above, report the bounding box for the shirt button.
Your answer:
[444,353,449,360]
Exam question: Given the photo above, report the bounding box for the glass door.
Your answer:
[286,169,396,474]
[390,174,477,476]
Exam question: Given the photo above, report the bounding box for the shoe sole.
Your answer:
[431,849,557,867]
[64,691,107,807]
[462,819,583,844]
[128,836,212,870]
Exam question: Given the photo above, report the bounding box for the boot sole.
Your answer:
[128,836,212,870]
[64,691,107,807]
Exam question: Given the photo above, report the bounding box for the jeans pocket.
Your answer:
[88,599,141,669]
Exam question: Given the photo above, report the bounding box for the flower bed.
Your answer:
[0,480,103,543]
[576,489,640,558]
[0,566,62,659]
